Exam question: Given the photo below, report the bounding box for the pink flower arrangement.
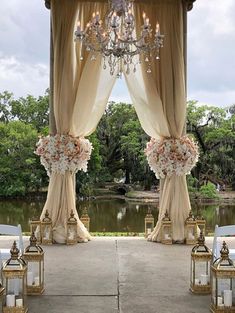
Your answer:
[145,136,199,179]
[35,134,93,176]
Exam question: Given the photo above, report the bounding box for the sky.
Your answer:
[0,0,234,108]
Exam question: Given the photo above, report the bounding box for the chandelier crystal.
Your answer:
[74,0,164,77]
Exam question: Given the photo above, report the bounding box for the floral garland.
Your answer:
[35,134,93,176]
[145,136,199,179]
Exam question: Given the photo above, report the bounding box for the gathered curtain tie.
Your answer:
[35,134,93,176]
[145,135,199,179]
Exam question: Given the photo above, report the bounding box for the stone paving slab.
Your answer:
[43,239,118,296]
[119,295,210,313]
[28,296,118,313]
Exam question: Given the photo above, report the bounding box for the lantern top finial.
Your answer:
[197,231,205,245]
[29,231,37,246]
[192,231,211,254]
[68,210,77,222]
[186,211,195,221]
[145,208,153,218]
[162,211,170,221]
[220,241,230,260]
[42,210,52,222]
[10,241,20,259]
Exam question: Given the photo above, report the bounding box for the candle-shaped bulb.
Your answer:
[143,12,146,19]
[92,12,96,18]
[77,21,81,34]
[156,22,160,34]
[96,11,99,16]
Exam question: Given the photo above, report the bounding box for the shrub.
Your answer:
[199,182,219,199]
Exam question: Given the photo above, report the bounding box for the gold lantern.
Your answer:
[144,208,154,238]
[80,207,90,232]
[41,210,53,245]
[1,241,28,313]
[22,232,44,295]
[161,211,172,244]
[30,218,41,244]
[0,283,5,313]
[211,241,235,313]
[66,210,78,245]
[190,231,212,294]
[196,209,206,236]
[185,211,197,245]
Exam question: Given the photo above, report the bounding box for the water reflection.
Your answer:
[0,199,234,235]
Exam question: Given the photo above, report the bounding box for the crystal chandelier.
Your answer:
[74,0,164,77]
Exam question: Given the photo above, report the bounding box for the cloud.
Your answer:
[0,0,234,108]
[187,0,235,107]
[0,0,49,64]
[0,55,49,98]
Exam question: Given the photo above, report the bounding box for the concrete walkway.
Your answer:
[0,236,232,313]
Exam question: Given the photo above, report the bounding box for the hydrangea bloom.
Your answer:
[145,136,199,179]
[35,134,93,176]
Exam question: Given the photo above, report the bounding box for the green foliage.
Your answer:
[0,121,48,196]
[199,182,219,199]
[96,102,156,189]
[187,101,235,190]
[0,90,50,197]
[187,175,199,194]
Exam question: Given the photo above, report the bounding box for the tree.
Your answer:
[0,121,48,196]
[96,102,156,188]
[187,101,235,189]
[0,90,49,132]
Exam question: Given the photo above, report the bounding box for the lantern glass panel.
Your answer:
[163,225,171,240]
[27,262,42,287]
[42,225,51,240]
[67,225,76,240]
[188,225,196,239]
[146,222,153,234]
[194,260,210,286]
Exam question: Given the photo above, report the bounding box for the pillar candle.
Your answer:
[200,274,209,285]
[6,294,15,307]
[34,276,40,286]
[224,290,232,307]
[27,271,34,286]
[16,298,23,307]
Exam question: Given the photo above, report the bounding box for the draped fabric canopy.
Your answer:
[41,0,191,243]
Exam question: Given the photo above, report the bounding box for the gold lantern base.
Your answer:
[27,285,45,295]
[210,304,235,312]
[66,239,77,245]
[190,283,211,294]
[41,239,52,245]
[3,307,28,313]
[161,238,172,245]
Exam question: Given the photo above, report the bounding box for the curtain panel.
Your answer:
[125,0,191,241]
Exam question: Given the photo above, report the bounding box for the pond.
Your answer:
[0,198,234,235]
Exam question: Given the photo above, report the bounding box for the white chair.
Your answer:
[0,224,24,263]
[212,224,235,261]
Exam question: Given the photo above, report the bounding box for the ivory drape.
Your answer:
[42,0,191,243]
[40,0,116,243]
[125,0,191,241]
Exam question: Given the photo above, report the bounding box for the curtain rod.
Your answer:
[44,0,196,11]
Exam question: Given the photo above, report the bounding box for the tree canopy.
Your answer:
[0,90,234,197]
